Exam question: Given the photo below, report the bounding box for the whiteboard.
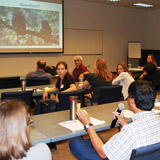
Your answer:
[64,28,103,55]
[128,42,141,58]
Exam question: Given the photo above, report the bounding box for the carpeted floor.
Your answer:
[51,128,119,160]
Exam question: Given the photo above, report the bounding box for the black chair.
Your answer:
[0,76,21,89]
[26,78,50,86]
[98,85,123,105]
[1,91,33,108]
[150,70,160,91]
[130,142,160,160]
[56,89,86,111]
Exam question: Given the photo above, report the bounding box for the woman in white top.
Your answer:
[0,100,52,160]
[112,62,134,100]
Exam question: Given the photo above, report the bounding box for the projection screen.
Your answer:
[0,0,63,53]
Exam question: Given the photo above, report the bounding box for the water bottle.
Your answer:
[70,96,77,120]
[21,80,26,91]
[78,77,83,89]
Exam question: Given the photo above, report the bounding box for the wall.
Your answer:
[145,10,160,50]
[0,0,151,76]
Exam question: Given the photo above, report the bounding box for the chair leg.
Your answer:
[47,142,57,150]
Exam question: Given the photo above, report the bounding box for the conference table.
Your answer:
[30,100,130,145]
[30,93,160,145]
[0,84,55,99]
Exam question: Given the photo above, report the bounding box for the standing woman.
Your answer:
[112,62,134,100]
[82,58,113,104]
[0,100,51,160]
[136,54,157,81]
[43,61,77,101]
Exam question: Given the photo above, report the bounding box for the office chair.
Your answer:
[26,78,50,86]
[130,142,160,160]
[1,90,33,108]
[56,89,86,111]
[0,76,21,89]
[150,70,160,91]
[98,85,122,105]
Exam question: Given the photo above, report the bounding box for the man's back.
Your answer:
[25,70,52,84]
[103,111,160,160]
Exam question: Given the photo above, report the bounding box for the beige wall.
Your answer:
[0,0,158,76]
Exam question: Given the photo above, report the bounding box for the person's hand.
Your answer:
[76,110,91,125]
[55,94,59,103]
[139,74,143,79]
[79,74,84,80]
[113,111,128,127]
[43,91,48,100]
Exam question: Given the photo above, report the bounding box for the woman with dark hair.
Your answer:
[112,62,134,100]
[82,58,112,104]
[0,100,51,160]
[43,61,76,101]
[136,54,157,81]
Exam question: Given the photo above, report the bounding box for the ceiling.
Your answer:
[82,0,160,10]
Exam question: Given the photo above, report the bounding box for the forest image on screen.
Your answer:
[0,0,63,53]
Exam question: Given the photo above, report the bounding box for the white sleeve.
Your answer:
[112,72,125,85]
[21,143,52,160]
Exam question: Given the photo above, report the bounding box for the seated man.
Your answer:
[71,55,90,82]
[69,80,160,160]
[25,60,52,84]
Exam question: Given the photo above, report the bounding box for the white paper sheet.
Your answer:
[123,110,134,118]
[152,109,160,114]
[19,89,42,92]
[59,117,105,132]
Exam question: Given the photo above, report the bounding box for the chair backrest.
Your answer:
[150,70,160,90]
[130,142,160,160]
[1,91,33,108]
[26,78,50,86]
[56,89,85,111]
[98,85,122,105]
[0,76,21,89]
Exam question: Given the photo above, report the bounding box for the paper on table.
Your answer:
[155,99,160,107]
[122,110,134,118]
[152,109,160,114]
[19,89,42,92]
[155,102,160,107]
[59,117,105,132]
[43,87,52,91]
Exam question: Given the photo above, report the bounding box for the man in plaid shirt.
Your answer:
[69,80,160,160]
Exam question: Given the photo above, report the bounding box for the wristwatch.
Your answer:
[84,123,93,131]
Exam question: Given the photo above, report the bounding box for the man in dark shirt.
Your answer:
[25,60,52,84]
[71,55,90,82]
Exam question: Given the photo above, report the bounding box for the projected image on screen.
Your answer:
[0,0,63,53]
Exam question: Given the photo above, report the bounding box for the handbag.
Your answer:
[34,100,56,115]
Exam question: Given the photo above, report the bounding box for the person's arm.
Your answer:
[82,80,91,90]
[79,71,90,80]
[62,84,77,92]
[77,110,107,159]
[137,66,144,69]
[112,73,125,85]
[43,86,58,100]
[139,71,147,79]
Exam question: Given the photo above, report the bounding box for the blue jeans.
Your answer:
[69,137,108,160]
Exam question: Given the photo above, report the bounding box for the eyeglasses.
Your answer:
[28,120,34,126]
[74,59,80,62]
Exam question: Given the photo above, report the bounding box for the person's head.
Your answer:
[147,54,155,63]
[147,54,157,68]
[37,60,46,70]
[94,58,112,81]
[0,100,31,159]
[128,80,156,111]
[73,56,83,67]
[116,62,129,75]
[56,61,68,78]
